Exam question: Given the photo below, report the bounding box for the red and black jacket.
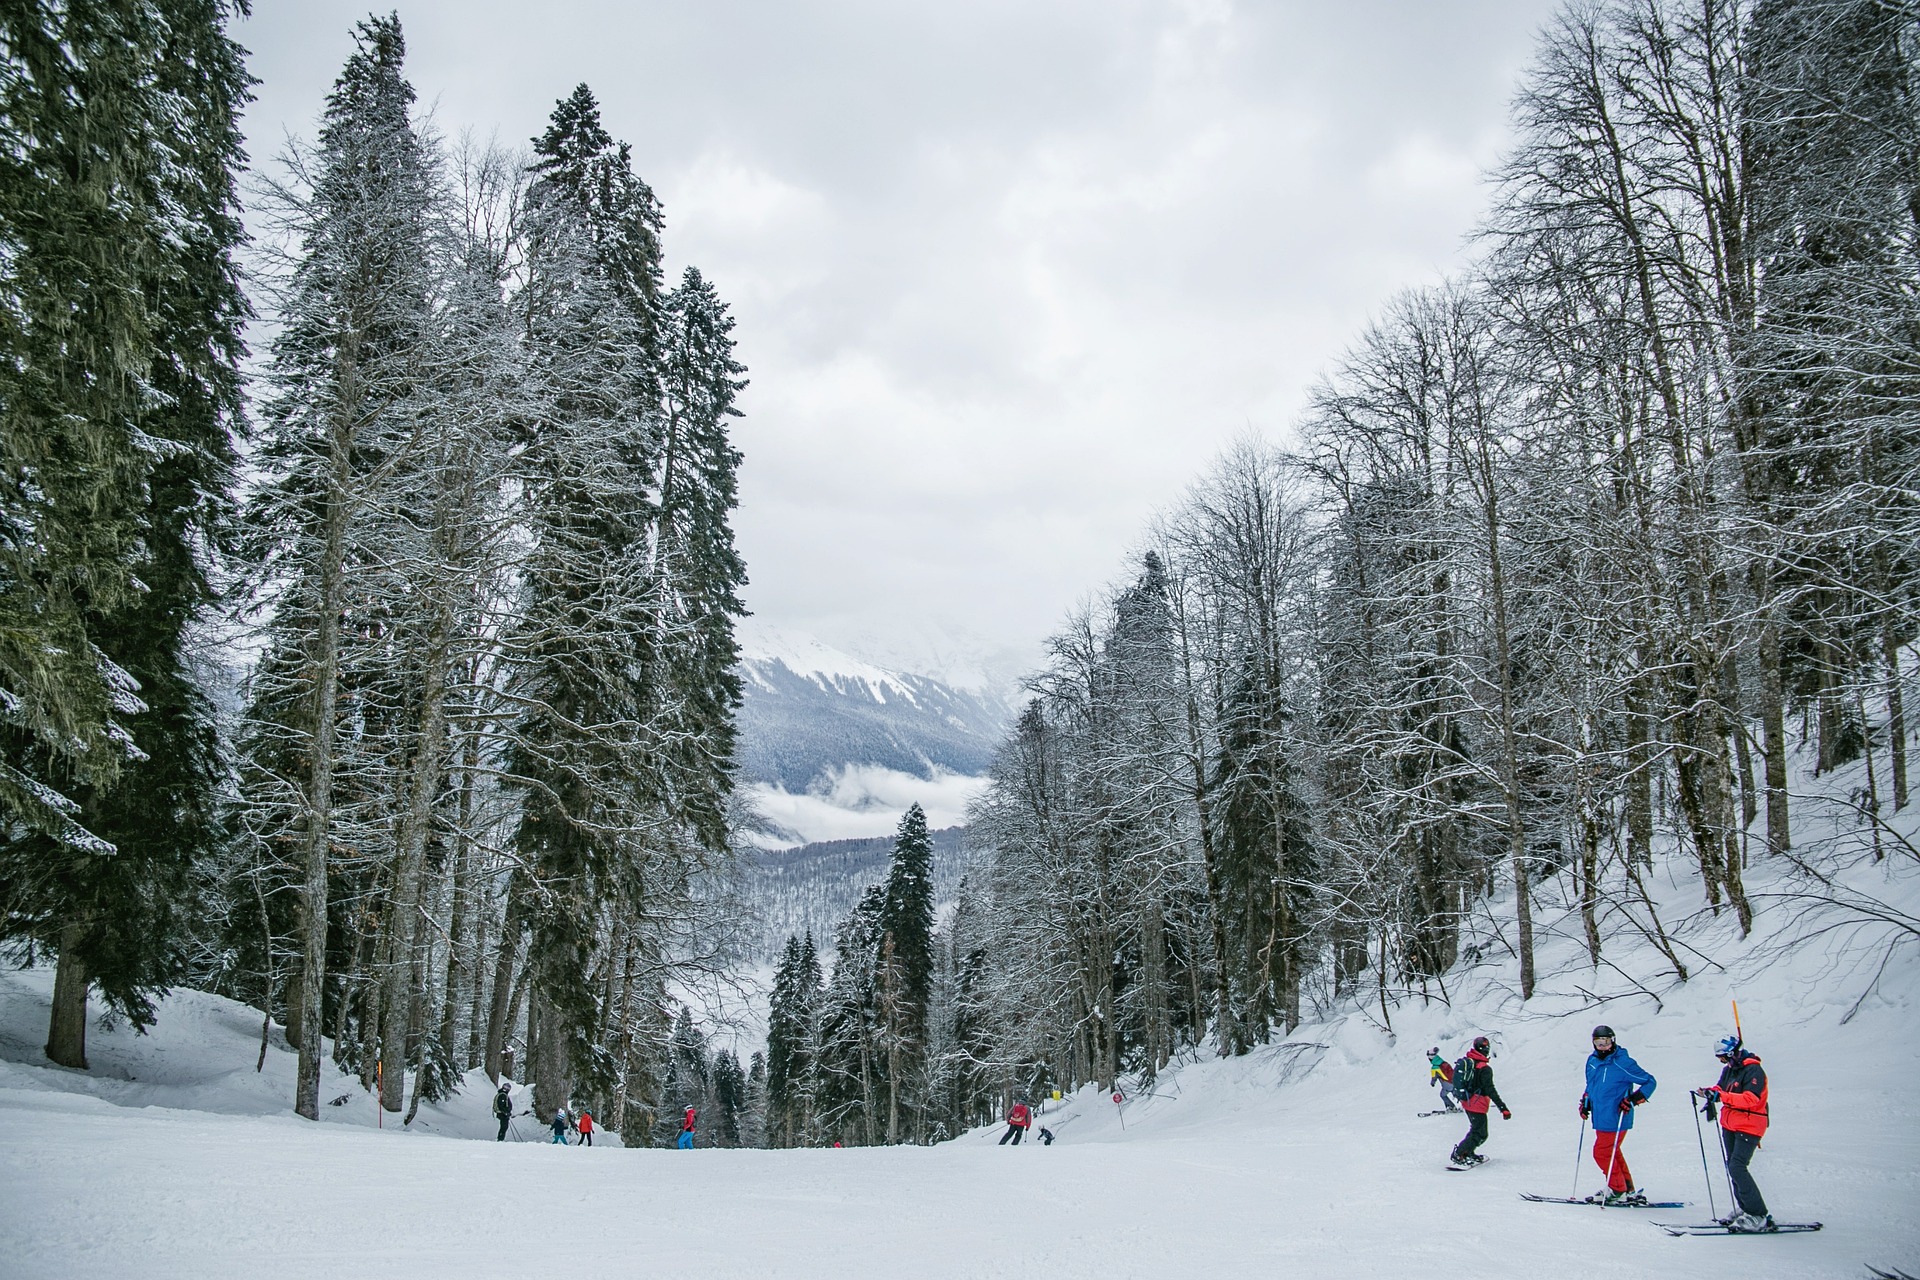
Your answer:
[1714,1050,1768,1138]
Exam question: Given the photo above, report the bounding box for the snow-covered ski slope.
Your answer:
[3,792,1917,1276]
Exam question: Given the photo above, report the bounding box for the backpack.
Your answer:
[1435,1058,1454,1083]
[1452,1054,1479,1096]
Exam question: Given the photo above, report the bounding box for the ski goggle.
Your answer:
[1592,1034,1614,1045]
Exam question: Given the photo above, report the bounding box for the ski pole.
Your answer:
[1571,1112,1587,1199]
[1688,1091,1717,1221]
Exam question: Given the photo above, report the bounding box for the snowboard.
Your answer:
[1446,1160,1489,1172]
[1418,1109,1461,1118]
[1653,1221,1823,1237]
[1521,1193,1686,1208]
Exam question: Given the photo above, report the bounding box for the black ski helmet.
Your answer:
[1592,1025,1616,1040]
[1472,1035,1490,1053]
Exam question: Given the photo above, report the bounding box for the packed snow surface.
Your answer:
[3,802,1918,1276]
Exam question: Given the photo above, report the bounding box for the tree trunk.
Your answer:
[283,967,304,1054]
[295,400,353,1121]
[379,608,456,1112]
[46,923,89,1069]
[1475,425,1534,1000]
[531,987,571,1120]
[1886,625,1910,812]
[484,880,524,1083]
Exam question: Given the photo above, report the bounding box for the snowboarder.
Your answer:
[550,1107,570,1144]
[1038,1126,1056,1146]
[1428,1047,1461,1111]
[1448,1035,1511,1167]
[998,1098,1033,1145]
[577,1109,594,1148]
[1699,1034,1774,1232]
[493,1083,514,1141]
[678,1106,697,1149]
[1578,1024,1656,1204]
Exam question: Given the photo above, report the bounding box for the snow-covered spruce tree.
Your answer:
[236,13,437,1119]
[0,0,250,1070]
[765,931,821,1145]
[877,803,935,1141]
[505,84,747,1123]
[814,885,885,1144]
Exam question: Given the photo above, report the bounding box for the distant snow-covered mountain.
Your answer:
[732,621,1021,845]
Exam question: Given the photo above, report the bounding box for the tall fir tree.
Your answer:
[510,82,667,1120]
[0,0,251,1068]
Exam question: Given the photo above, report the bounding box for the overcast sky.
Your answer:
[237,0,1557,677]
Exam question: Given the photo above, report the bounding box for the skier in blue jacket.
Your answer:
[1578,1024,1656,1204]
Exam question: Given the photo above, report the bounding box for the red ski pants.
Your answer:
[1591,1130,1632,1193]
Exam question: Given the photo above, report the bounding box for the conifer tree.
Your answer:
[509,82,667,1120]
[0,0,250,1069]
[877,803,935,1140]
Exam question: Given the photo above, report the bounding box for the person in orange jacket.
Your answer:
[576,1109,594,1148]
[1698,1035,1773,1232]
[998,1098,1033,1145]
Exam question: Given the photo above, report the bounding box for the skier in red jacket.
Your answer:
[1447,1036,1511,1167]
[677,1106,697,1149]
[1697,1035,1773,1232]
[998,1099,1033,1145]
[576,1109,594,1148]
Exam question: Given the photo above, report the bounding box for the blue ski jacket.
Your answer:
[1583,1046,1657,1132]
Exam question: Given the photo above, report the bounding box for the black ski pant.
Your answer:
[580,1131,592,1147]
[999,1124,1025,1145]
[496,1115,510,1141]
[1720,1130,1768,1217]
[1452,1110,1489,1161]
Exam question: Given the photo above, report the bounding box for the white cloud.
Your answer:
[744,765,990,847]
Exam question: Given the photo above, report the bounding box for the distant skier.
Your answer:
[1428,1047,1460,1112]
[1447,1035,1511,1167]
[550,1107,570,1145]
[998,1099,1033,1145]
[1038,1126,1055,1146]
[678,1106,697,1149]
[1698,1035,1774,1232]
[493,1083,514,1141]
[1578,1024,1655,1204]
[577,1109,594,1148]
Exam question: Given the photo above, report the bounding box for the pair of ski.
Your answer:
[1519,1193,1685,1208]
[1520,1195,1823,1235]
[1418,1108,1461,1118]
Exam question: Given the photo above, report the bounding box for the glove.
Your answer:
[1500,1109,1512,1120]
[1696,1086,1720,1100]
[1578,1100,1591,1120]
[1618,1098,1634,1113]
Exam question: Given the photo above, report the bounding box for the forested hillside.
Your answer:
[741,825,972,962]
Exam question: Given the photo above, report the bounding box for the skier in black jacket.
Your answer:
[493,1083,514,1141]
[1448,1036,1512,1167]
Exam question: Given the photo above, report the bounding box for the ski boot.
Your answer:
[1728,1213,1777,1233]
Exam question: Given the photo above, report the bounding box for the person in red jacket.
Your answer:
[1697,1035,1773,1232]
[998,1099,1033,1145]
[677,1106,697,1149]
[576,1109,594,1148]
[1447,1036,1511,1167]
